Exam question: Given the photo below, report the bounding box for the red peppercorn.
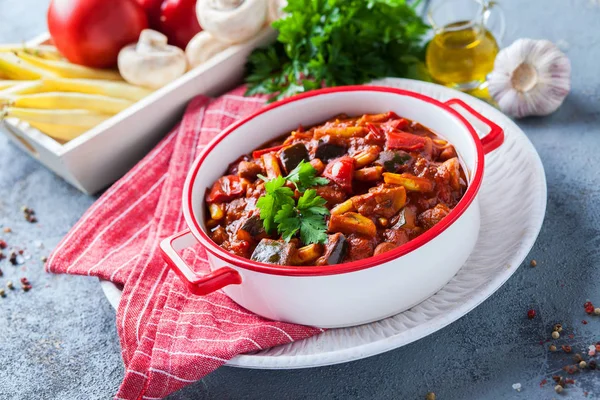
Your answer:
[562,345,572,353]
[22,284,31,292]
[20,277,29,285]
[527,309,536,319]
[0,239,6,249]
[582,320,588,325]
[584,301,595,314]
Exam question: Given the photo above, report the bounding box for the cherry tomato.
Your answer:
[206,175,245,204]
[386,130,427,151]
[47,0,148,68]
[158,0,202,49]
[135,0,164,29]
[323,156,355,193]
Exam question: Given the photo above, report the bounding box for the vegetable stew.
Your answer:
[205,112,467,266]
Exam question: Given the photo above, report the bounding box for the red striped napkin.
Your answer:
[46,86,324,400]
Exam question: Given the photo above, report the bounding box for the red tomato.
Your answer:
[206,175,245,204]
[386,130,427,151]
[323,156,355,193]
[135,0,164,29]
[47,0,148,68]
[159,0,202,49]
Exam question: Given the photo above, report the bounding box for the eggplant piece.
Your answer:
[280,143,309,173]
[240,215,265,236]
[323,233,348,265]
[251,239,296,265]
[375,150,411,172]
[315,140,346,162]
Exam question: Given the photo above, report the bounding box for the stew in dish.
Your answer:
[205,112,467,266]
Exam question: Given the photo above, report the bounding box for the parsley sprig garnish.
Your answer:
[245,0,429,102]
[256,161,330,244]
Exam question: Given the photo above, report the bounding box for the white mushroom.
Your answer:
[117,29,187,90]
[185,31,230,68]
[267,0,287,23]
[488,39,571,118]
[196,0,268,44]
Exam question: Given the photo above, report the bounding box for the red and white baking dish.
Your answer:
[160,86,504,328]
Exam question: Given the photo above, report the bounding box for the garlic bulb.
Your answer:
[185,31,230,68]
[196,0,268,44]
[267,0,287,23]
[488,39,571,118]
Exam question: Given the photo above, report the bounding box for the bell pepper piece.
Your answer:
[330,199,355,215]
[323,156,355,193]
[328,212,377,238]
[383,172,435,193]
[315,126,367,138]
[206,175,245,204]
[353,166,383,181]
[386,130,427,151]
[252,144,284,159]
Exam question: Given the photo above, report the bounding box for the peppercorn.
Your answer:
[550,344,557,352]
[584,301,595,314]
[595,308,600,316]
[22,284,31,292]
[579,361,587,369]
[589,360,597,370]
[553,323,563,332]
[0,251,4,260]
[552,376,562,383]
[574,354,583,363]
[0,268,3,277]
[6,281,14,290]
[22,207,37,223]
[0,239,6,249]
[20,277,29,285]
[3,227,11,233]
[41,256,47,263]
[552,331,560,339]
[530,259,537,267]
[8,251,18,265]
[555,385,563,393]
[425,393,436,400]
[562,345,572,353]
[0,289,5,298]
[527,309,536,319]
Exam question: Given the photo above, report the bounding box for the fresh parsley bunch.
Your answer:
[246,0,429,101]
[256,161,330,245]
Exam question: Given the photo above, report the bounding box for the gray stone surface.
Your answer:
[1,0,600,399]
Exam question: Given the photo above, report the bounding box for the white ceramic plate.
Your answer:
[100,77,547,369]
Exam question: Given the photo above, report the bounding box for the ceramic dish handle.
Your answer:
[160,230,242,295]
[445,99,504,154]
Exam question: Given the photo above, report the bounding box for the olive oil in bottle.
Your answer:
[426,22,499,90]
